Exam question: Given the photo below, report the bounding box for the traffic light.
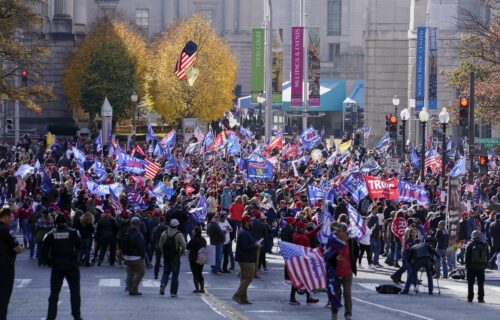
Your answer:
[21,69,28,87]
[357,108,364,127]
[459,96,469,127]
[479,155,488,174]
[389,115,398,139]
[385,114,392,131]
[353,133,361,146]
[345,104,352,124]
[6,119,13,132]
[399,124,404,136]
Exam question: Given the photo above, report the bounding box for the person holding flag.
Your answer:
[325,222,360,320]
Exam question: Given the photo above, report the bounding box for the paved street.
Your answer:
[7,239,500,320]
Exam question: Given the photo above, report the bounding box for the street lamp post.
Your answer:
[438,107,450,187]
[392,95,400,115]
[400,107,410,155]
[131,92,138,145]
[419,108,430,182]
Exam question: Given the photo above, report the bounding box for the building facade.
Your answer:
[2,0,495,143]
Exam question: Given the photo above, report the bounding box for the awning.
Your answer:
[237,79,346,112]
[346,80,364,109]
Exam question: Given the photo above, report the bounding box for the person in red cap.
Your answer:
[233,215,261,304]
[289,220,322,305]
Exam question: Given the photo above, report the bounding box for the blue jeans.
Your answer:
[370,237,381,265]
[161,257,180,295]
[447,249,456,270]
[404,259,433,293]
[81,238,93,265]
[211,244,223,273]
[21,220,32,248]
[393,252,411,280]
[394,239,402,264]
[435,248,448,278]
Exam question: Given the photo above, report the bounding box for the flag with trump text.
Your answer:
[279,241,327,291]
[346,203,367,241]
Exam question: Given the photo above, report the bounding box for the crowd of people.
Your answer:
[0,126,499,320]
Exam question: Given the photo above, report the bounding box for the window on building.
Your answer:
[328,43,340,61]
[198,9,213,24]
[327,0,341,36]
[135,9,149,33]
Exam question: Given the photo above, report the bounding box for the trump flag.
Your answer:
[364,176,399,200]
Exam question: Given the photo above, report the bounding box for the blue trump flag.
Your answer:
[41,171,52,194]
[226,134,241,155]
[338,173,368,204]
[300,127,321,150]
[325,233,347,309]
[374,132,390,150]
[116,153,146,175]
[317,204,334,245]
[307,185,325,206]
[160,130,176,149]
[398,180,429,205]
[346,203,367,241]
[92,159,107,182]
[190,196,208,223]
[450,156,466,178]
[153,181,175,199]
[247,159,273,181]
[411,148,420,169]
[146,122,157,144]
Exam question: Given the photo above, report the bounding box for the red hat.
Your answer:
[122,210,130,218]
[63,210,70,217]
[286,217,295,225]
[104,209,111,214]
[251,209,261,219]
[153,210,161,217]
[295,201,303,209]
[296,221,306,229]
[241,215,252,224]
[462,211,469,218]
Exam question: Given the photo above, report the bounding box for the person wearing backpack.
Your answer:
[159,219,186,297]
[186,226,207,293]
[122,217,146,296]
[465,230,489,303]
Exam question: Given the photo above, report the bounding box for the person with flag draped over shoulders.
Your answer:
[288,220,322,305]
[325,222,359,320]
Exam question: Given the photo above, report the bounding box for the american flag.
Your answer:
[144,158,161,180]
[174,41,197,80]
[110,189,123,213]
[194,126,205,142]
[425,148,440,173]
[279,241,327,291]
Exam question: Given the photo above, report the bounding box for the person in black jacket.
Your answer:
[465,230,489,303]
[42,214,82,320]
[207,215,225,274]
[151,216,168,279]
[123,217,146,296]
[186,226,207,293]
[400,239,439,295]
[96,209,118,266]
[233,215,261,304]
[457,212,469,264]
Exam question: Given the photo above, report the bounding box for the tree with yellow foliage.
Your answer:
[147,15,237,125]
[63,17,148,123]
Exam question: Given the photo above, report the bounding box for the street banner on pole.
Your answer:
[271,28,284,103]
[447,176,463,244]
[427,27,438,110]
[291,26,304,107]
[308,27,320,107]
[415,27,426,111]
[251,28,265,103]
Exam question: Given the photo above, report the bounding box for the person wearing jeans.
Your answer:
[434,221,450,278]
[367,209,382,267]
[122,217,146,296]
[159,219,186,297]
[207,216,225,274]
[233,216,259,304]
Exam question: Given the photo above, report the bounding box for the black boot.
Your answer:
[193,280,200,293]
[199,279,205,293]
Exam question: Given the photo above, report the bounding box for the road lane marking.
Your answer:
[204,290,249,320]
[201,296,227,319]
[141,279,161,287]
[98,278,121,287]
[14,279,32,288]
[352,297,435,320]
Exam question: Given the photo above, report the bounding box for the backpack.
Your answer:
[196,247,208,265]
[376,284,402,294]
[163,231,181,260]
[449,268,466,280]
[470,241,488,265]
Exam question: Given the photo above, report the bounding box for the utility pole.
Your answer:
[468,72,475,184]
[264,0,273,140]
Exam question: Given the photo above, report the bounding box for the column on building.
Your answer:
[53,0,73,18]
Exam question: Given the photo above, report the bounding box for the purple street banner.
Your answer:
[291,26,304,107]
[415,26,426,111]
[308,27,320,107]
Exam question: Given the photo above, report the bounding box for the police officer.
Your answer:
[400,238,439,295]
[42,214,82,320]
[0,207,24,320]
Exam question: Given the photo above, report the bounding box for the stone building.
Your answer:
[3,0,495,143]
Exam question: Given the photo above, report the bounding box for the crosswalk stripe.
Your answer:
[141,280,161,288]
[98,278,121,287]
[14,279,32,288]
